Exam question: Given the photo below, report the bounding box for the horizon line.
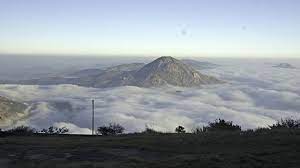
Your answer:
[0,53,299,59]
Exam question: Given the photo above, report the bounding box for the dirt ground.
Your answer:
[1,131,300,168]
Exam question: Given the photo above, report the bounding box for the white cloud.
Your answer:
[1,59,300,133]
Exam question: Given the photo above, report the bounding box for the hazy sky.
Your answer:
[0,0,299,57]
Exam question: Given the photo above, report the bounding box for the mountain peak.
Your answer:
[145,56,179,68]
[142,56,185,70]
[134,56,223,87]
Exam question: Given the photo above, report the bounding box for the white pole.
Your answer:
[92,99,95,135]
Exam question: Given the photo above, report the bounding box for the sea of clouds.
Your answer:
[0,58,300,134]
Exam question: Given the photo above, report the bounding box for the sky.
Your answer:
[0,0,299,57]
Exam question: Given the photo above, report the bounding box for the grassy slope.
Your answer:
[0,130,300,168]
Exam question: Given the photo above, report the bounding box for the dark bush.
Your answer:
[269,118,300,129]
[175,126,186,133]
[254,127,270,133]
[40,126,69,134]
[241,129,255,135]
[191,127,203,134]
[6,126,36,135]
[0,129,4,137]
[97,123,125,136]
[202,119,241,132]
[142,126,161,134]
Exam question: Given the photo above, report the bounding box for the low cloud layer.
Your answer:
[1,59,300,133]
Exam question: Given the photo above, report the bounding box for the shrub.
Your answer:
[202,119,241,132]
[175,126,186,133]
[40,126,69,134]
[254,127,270,133]
[142,126,161,134]
[6,126,36,135]
[242,129,255,135]
[269,118,300,129]
[191,127,203,134]
[97,123,125,136]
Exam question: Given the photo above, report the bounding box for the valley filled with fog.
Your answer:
[0,56,300,134]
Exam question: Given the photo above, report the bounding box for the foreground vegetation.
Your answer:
[0,119,300,168]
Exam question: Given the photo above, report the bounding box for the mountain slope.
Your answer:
[0,96,28,127]
[67,69,104,78]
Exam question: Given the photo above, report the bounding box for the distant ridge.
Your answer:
[273,63,296,69]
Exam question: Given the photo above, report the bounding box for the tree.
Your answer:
[6,126,36,135]
[97,123,125,136]
[175,126,186,133]
[269,118,300,129]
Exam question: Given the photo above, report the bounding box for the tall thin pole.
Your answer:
[92,99,95,135]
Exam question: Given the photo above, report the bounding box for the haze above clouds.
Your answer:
[1,58,300,133]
